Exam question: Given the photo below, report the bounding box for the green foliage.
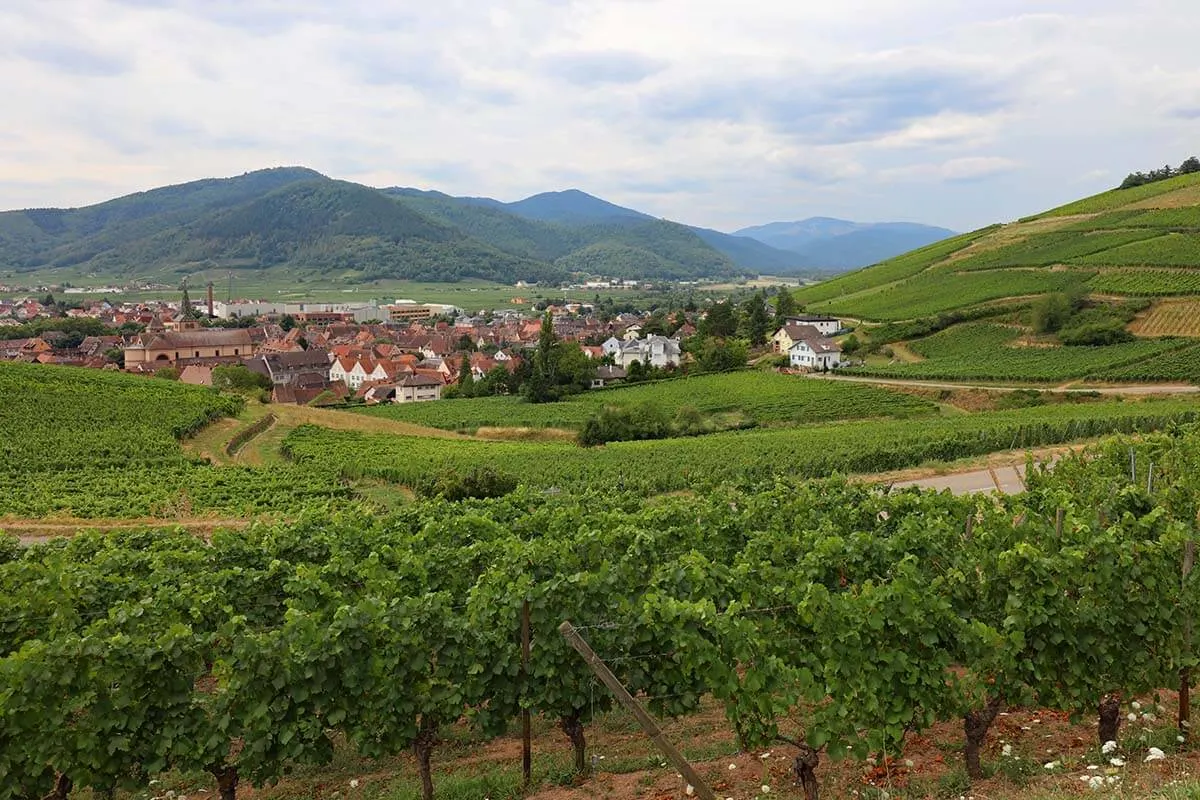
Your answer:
[415,467,518,501]
[525,313,595,403]
[1030,292,1075,333]
[1058,318,1135,346]
[211,364,271,392]
[578,401,674,446]
[699,301,739,338]
[691,336,749,373]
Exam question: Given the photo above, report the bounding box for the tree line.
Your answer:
[1118,156,1200,189]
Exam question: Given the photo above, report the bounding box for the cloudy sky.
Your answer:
[2,0,1198,232]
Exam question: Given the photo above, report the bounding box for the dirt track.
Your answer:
[809,373,1200,395]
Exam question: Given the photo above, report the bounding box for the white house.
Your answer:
[614,335,682,369]
[785,315,841,336]
[773,318,843,353]
[602,336,624,360]
[788,333,842,371]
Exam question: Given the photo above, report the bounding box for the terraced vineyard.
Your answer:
[0,363,347,519]
[795,171,1200,323]
[809,268,1093,321]
[851,324,1189,382]
[1097,343,1200,383]
[357,370,937,432]
[1088,268,1200,296]
[284,399,1200,495]
[1130,299,1200,336]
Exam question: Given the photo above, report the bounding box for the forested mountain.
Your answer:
[386,187,806,273]
[0,170,747,283]
[735,217,958,270]
[1,167,956,284]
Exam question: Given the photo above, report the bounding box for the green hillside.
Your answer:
[385,189,741,279]
[0,170,741,285]
[797,172,1200,322]
[797,171,1200,383]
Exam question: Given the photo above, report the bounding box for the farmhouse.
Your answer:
[397,374,443,403]
[773,317,842,352]
[788,329,842,371]
[123,329,256,367]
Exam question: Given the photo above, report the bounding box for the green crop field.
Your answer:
[849,324,1188,382]
[792,171,1200,323]
[356,371,937,431]
[284,399,1200,495]
[1073,232,1200,267]
[1032,171,1200,217]
[0,363,347,518]
[1088,268,1200,296]
[792,229,990,305]
[943,230,1161,271]
[1096,343,1200,383]
[1065,207,1200,231]
[808,268,1094,321]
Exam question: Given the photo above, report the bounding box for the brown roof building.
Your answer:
[124,329,256,367]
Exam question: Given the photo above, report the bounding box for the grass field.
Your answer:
[356,371,939,432]
[850,324,1190,382]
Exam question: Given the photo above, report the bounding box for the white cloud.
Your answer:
[0,0,1198,231]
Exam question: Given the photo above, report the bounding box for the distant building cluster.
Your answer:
[0,291,847,407]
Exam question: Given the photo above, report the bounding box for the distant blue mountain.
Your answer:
[735,217,958,271]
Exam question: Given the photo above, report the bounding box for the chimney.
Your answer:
[207,282,215,318]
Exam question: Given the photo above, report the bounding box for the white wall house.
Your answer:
[788,337,842,370]
[614,335,682,369]
[784,315,841,337]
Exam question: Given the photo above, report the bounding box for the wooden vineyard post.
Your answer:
[558,621,716,800]
[1183,540,1196,744]
[522,599,532,788]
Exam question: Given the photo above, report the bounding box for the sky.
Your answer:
[2,0,1199,233]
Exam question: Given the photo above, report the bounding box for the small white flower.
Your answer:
[1102,740,1118,754]
[1001,744,1013,757]
[1131,701,1142,711]
[1044,761,1060,770]
[685,785,694,797]
[1109,758,1125,767]
[759,751,772,759]
[728,763,737,770]
[904,759,914,768]
[1128,713,1138,722]
[1087,764,1100,771]
[1146,747,1167,762]
[761,785,771,794]
[1106,775,1120,785]
[349,779,359,789]
[1143,713,1157,722]
[1178,735,1187,743]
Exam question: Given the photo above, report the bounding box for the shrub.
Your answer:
[1059,319,1134,346]
[415,467,518,501]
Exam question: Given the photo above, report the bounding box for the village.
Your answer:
[0,290,846,405]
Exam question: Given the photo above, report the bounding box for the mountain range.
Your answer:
[0,167,955,285]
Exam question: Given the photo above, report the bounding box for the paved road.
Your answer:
[808,373,1200,395]
[890,464,1029,496]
